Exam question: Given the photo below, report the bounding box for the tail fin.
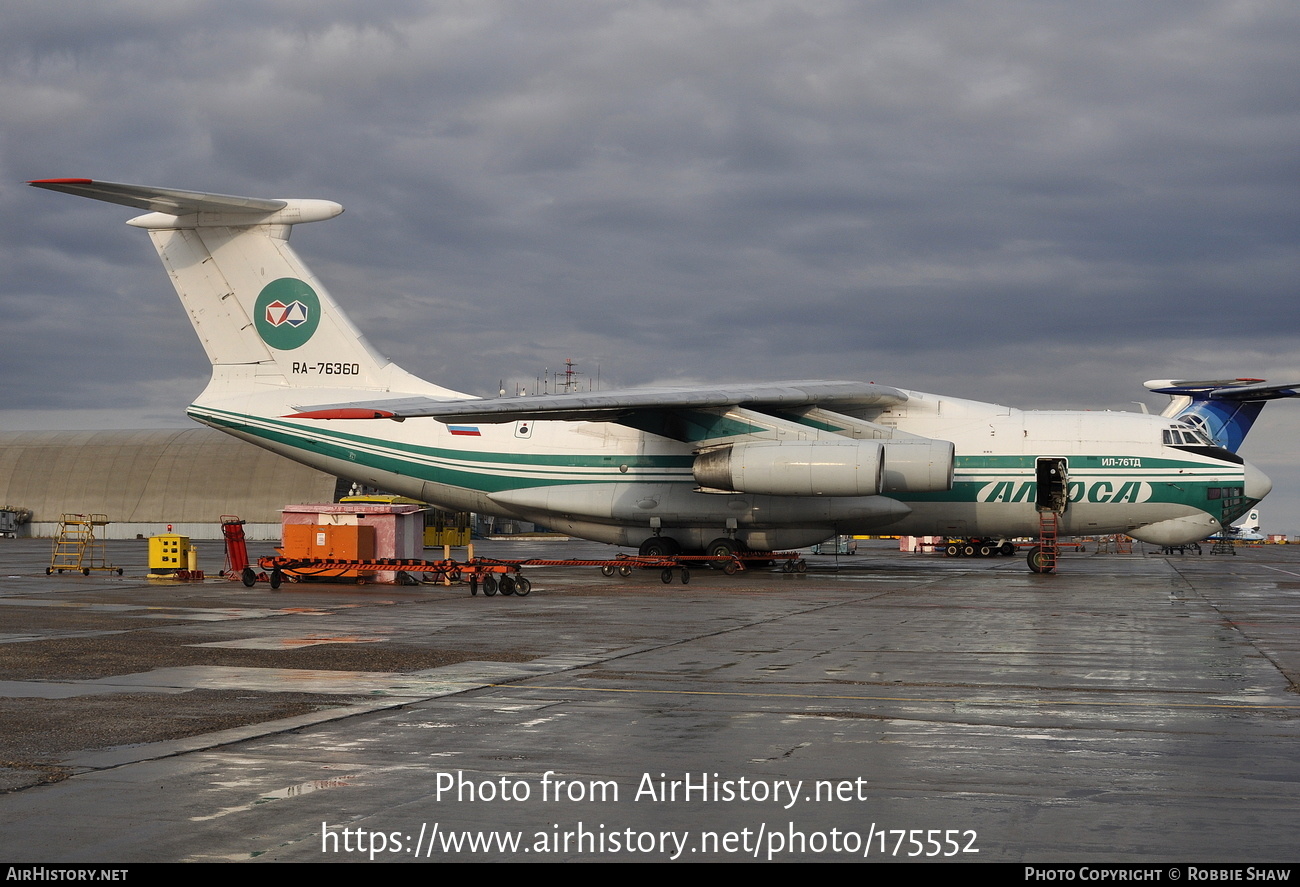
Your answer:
[1146,378,1300,452]
[29,179,450,399]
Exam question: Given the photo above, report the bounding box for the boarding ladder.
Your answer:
[47,513,119,575]
[1036,512,1059,573]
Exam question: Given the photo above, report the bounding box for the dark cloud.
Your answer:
[2,0,1298,527]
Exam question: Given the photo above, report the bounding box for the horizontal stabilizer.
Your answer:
[29,179,287,216]
[286,381,909,423]
[1145,378,1300,401]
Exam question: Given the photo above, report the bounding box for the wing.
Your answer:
[285,380,953,495]
[285,380,909,423]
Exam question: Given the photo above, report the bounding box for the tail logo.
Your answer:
[265,299,309,328]
[254,278,321,350]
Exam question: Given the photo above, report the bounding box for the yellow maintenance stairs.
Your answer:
[46,513,122,576]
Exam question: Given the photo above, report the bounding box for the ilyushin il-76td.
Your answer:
[31,179,1295,572]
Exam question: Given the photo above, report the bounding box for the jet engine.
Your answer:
[693,438,953,497]
[879,438,955,493]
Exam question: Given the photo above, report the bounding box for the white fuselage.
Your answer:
[190,380,1264,551]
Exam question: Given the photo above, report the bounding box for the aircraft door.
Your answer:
[1036,457,1069,513]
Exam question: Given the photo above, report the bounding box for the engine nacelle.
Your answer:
[694,438,955,497]
[880,439,955,493]
[693,440,884,497]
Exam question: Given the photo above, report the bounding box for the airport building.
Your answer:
[0,429,347,540]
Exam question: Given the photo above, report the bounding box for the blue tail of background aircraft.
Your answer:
[1147,378,1300,452]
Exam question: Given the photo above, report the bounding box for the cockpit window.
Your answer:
[1176,420,1214,446]
[1165,424,1214,447]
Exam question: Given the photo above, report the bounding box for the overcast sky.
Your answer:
[3,1,1298,530]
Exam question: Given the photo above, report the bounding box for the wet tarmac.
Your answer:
[0,536,1298,862]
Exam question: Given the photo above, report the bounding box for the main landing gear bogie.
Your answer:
[471,573,532,597]
[943,538,1017,558]
[620,534,800,581]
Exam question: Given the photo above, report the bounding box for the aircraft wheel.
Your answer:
[706,537,741,559]
[639,536,680,558]
[270,569,283,589]
[482,575,498,596]
[618,564,632,577]
[499,575,516,595]
[600,565,615,577]
[1000,542,1015,556]
[514,577,531,596]
[241,567,256,587]
[1026,546,1054,574]
[945,544,960,557]
[680,568,690,584]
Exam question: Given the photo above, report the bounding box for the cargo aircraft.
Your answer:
[31,179,1290,571]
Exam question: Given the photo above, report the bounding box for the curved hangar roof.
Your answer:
[0,428,342,525]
